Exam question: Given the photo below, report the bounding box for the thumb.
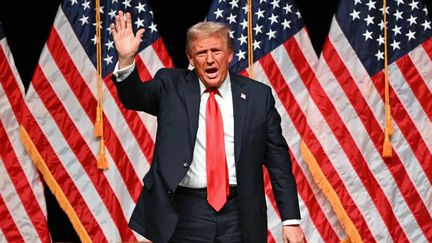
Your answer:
[136,28,145,41]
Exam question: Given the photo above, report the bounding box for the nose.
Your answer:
[206,51,215,63]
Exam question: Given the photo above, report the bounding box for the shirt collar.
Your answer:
[198,73,231,98]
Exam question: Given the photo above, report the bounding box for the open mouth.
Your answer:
[205,67,219,78]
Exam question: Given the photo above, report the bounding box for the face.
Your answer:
[187,35,234,88]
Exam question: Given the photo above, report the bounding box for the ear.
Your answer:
[228,50,234,64]
[187,54,195,67]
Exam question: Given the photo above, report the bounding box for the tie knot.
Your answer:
[205,88,219,96]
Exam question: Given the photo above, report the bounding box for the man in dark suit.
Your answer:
[111,11,304,243]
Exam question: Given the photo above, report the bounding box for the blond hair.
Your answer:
[186,21,233,55]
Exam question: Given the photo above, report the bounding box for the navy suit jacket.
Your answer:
[113,67,300,243]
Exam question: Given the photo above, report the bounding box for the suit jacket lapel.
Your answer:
[179,70,201,145]
[231,73,248,164]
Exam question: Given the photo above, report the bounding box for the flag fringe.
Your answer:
[97,138,109,170]
[301,140,363,243]
[19,125,92,243]
[94,104,103,137]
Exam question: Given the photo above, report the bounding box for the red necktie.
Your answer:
[205,88,229,211]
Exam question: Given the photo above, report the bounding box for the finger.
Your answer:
[119,11,126,30]
[126,12,132,30]
[136,28,145,40]
[110,23,117,37]
[115,11,122,32]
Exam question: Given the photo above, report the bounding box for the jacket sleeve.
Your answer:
[263,87,301,221]
[112,67,165,116]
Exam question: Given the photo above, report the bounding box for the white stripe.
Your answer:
[54,9,151,179]
[0,157,41,243]
[0,40,24,91]
[330,19,432,217]
[138,45,166,77]
[254,63,346,241]
[408,41,432,94]
[269,42,394,241]
[26,81,118,241]
[266,195,283,242]
[327,18,429,241]
[389,63,432,152]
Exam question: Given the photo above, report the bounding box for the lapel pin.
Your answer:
[241,93,246,100]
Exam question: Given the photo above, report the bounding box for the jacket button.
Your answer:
[167,190,172,194]
[183,163,190,168]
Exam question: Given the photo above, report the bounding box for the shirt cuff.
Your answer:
[282,219,301,226]
[113,61,135,82]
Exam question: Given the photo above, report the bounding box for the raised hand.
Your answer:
[110,11,145,69]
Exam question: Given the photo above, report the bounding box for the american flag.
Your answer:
[0,22,50,242]
[313,0,432,241]
[20,0,172,241]
[206,0,347,242]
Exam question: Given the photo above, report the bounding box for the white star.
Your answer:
[407,15,417,26]
[268,13,278,25]
[364,15,375,26]
[122,0,131,9]
[214,8,224,19]
[354,0,362,5]
[229,0,239,9]
[409,0,419,10]
[406,30,416,40]
[79,15,89,25]
[421,20,431,30]
[112,0,118,2]
[283,3,292,13]
[255,8,265,20]
[282,19,291,29]
[396,0,404,5]
[242,5,248,14]
[96,6,104,14]
[392,25,402,36]
[106,26,112,34]
[423,7,429,15]
[350,9,360,20]
[362,30,373,40]
[378,20,386,30]
[229,30,234,39]
[69,0,78,5]
[390,40,400,50]
[227,13,237,24]
[379,6,389,14]
[135,3,145,13]
[270,0,280,9]
[240,19,248,30]
[376,35,385,45]
[393,10,403,20]
[254,24,263,35]
[93,21,103,30]
[108,9,116,19]
[105,40,114,50]
[236,49,246,60]
[365,0,376,10]
[81,0,90,10]
[296,11,301,19]
[253,40,261,50]
[104,54,113,65]
[149,22,158,33]
[375,50,384,60]
[135,17,144,28]
[238,34,247,45]
[266,29,276,40]
[91,35,98,45]
[259,0,266,3]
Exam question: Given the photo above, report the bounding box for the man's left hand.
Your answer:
[282,225,304,243]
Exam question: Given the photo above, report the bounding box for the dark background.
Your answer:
[0,0,431,241]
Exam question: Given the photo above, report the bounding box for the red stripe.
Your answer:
[396,55,432,122]
[323,39,430,240]
[291,156,339,241]
[47,28,144,200]
[21,92,107,242]
[422,38,432,61]
[371,72,432,240]
[153,38,174,68]
[0,195,24,242]
[267,230,276,243]
[0,48,50,242]
[260,41,375,242]
[0,123,50,242]
[31,65,136,241]
[135,55,153,81]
